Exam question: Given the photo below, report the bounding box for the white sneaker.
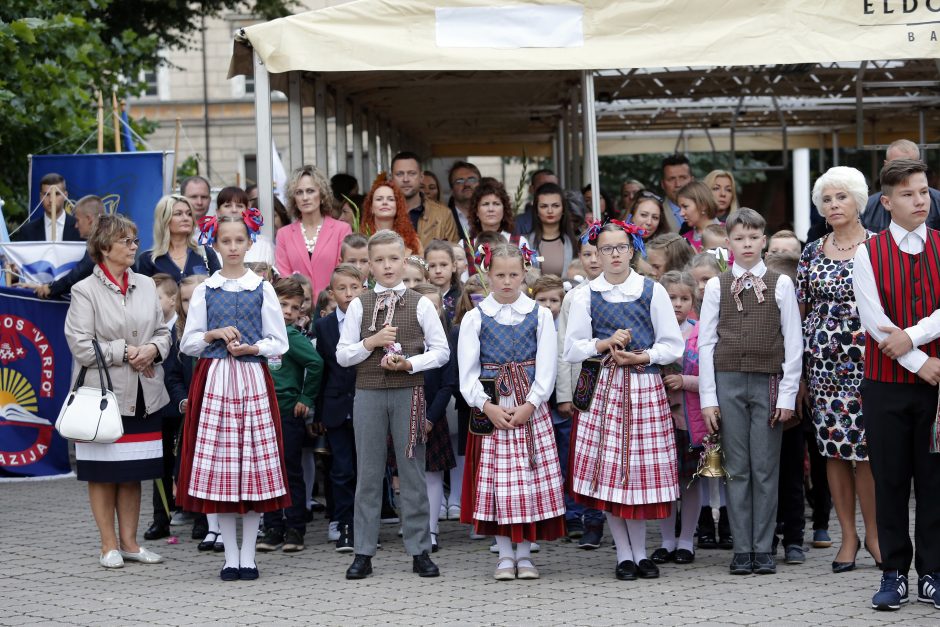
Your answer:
[448,504,461,520]
[169,511,193,526]
[439,504,448,521]
[489,539,500,553]
[530,542,541,553]
[99,549,124,569]
[328,521,340,542]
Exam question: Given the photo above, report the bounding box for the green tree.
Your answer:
[1,0,293,226]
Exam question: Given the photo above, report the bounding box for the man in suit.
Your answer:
[315,263,363,552]
[33,195,105,299]
[391,151,460,247]
[13,172,82,242]
[862,139,940,233]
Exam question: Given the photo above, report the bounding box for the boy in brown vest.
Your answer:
[698,208,803,576]
[855,159,940,611]
[336,230,450,580]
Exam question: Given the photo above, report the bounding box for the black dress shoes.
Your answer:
[674,548,695,564]
[636,558,660,579]
[346,554,373,580]
[197,531,219,552]
[412,552,440,577]
[239,566,259,580]
[650,548,675,564]
[615,560,637,580]
[219,567,240,581]
[144,522,170,541]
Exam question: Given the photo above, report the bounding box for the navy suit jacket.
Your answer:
[862,187,940,233]
[314,311,357,429]
[164,329,195,417]
[423,320,458,425]
[13,213,81,242]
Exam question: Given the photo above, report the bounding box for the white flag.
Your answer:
[272,139,288,204]
[0,242,86,284]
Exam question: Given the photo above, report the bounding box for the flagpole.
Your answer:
[49,186,57,242]
[97,91,104,154]
[112,91,121,153]
[173,118,182,188]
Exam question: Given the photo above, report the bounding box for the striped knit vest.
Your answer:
[863,227,940,383]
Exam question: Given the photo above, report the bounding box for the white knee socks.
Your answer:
[240,511,262,569]
[449,456,464,507]
[606,514,634,564]
[678,484,702,551]
[625,519,648,562]
[426,471,444,534]
[218,513,239,569]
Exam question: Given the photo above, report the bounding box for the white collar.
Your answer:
[44,212,66,225]
[590,270,642,293]
[374,281,407,295]
[336,307,346,323]
[888,221,928,245]
[479,293,536,316]
[204,269,263,290]
[732,260,766,278]
[165,313,178,330]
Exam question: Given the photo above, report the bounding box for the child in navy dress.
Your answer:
[177,210,290,581]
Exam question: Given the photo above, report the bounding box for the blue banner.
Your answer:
[0,287,72,477]
[30,152,166,250]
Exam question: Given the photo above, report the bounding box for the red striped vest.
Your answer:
[863,227,940,383]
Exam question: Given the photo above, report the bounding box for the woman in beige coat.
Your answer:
[64,214,171,569]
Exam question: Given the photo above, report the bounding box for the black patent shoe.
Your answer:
[239,566,259,580]
[413,552,440,577]
[832,538,861,573]
[637,558,660,579]
[615,560,637,581]
[346,554,373,580]
[219,567,240,581]
[197,531,219,552]
[651,548,675,564]
[144,522,170,541]
[674,548,695,564]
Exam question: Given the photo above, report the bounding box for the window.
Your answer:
[244,154,257,188]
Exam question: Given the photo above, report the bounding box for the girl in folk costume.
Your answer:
[563,221,684,581]
[176,209,290,582]
[458,243,566,581]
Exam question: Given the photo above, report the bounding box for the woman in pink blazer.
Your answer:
[275,165,352,295]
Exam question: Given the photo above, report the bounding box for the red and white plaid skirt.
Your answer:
[463,398,565,526]
[176,357,290,514]
[572,368,678,514]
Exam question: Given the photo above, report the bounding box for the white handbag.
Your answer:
[55,339,124,443]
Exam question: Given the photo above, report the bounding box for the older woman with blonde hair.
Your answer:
[703,170,739,222]
[275,165,352,295]
[796,166,878,572]
[65,213,172,569]
[136,194,219,280]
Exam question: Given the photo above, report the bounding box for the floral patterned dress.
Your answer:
[796,234,871,461]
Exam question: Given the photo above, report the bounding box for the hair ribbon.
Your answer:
[197,215,218,246]
[473,243,492,272]
[242,207,264,242]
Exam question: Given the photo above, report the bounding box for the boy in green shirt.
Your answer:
[257,276,324,553]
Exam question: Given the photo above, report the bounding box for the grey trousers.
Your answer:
[716,371,783,554]
[353,387,431,556]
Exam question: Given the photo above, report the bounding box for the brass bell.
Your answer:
[313,434,331,456]
[694,433,728,480]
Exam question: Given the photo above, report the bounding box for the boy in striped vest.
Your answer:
[855,159,940,612]
[336,230,450,580]
[698,208,803,577]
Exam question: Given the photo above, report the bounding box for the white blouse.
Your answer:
[180,270,288,358]
[563,271,684,366]
[458,293,557,410]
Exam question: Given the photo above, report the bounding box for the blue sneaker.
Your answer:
[918,573,940,609]
[872,571,909,611]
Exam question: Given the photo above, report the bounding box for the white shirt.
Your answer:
[563,271,684,367]
[458,293,557,410]
[165,313,178,334]
[854,221,940,374]
[44,211,67,242]
[698,260,802,410]
[555,281,590,404]
[336,281,449,373]
[180,270,289,358]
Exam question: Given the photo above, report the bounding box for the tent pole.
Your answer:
[335,90,348,173]
[832,130,840,166]
[253,50,274,238]
[352,105,364,185]
[792,148,811,242]
[367,112,378,176]
[556,117,566,187]
[382,119,393,171]
[314,78,329,173]
[581,71,600,213]
[288,71,304,173]
[569,87,581,188]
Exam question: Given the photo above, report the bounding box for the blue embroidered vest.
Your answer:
[479,307,539,385]
[203,284,264,363]
[590,278,659,374]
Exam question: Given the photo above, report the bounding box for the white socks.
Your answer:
[606,514,634,564]
[516,540,533,567]
[426,471,444,534]
[660,483,703,552]
[203,513,221,544]
[625,520,648,562]
[494,535,515,565]
[219,511,262,569]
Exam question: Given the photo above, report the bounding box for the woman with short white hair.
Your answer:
[796,166,879,573]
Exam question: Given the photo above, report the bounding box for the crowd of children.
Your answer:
[143,160,940,616]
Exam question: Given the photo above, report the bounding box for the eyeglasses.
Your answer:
[117,237,141,248]
[453,177,479,186]
[598,244,632,256]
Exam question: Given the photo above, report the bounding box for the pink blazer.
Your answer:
[275,217,352,296]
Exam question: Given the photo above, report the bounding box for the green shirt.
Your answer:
[269,325,324,420]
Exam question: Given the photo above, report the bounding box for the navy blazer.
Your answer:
[314,311,357,429]
[163,329,195,416]
[423,320,458,424]
[13,213,81,242]
[135,247,220,282]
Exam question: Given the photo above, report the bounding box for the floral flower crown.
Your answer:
[198,207,264,246]
[580,219,647,258]
[473,241,538,272]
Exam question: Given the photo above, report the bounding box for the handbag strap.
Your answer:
[72,339,114,396]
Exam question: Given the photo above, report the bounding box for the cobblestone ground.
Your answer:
[1,475,935,626]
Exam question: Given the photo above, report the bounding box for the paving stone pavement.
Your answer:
[1,476,936,626]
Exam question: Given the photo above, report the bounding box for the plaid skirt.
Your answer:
[387,417,456,473]
[571,368,678,518]
[176,357,290,514]
[459,397,565,530]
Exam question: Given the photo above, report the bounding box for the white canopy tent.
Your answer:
[230,0,940,237]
